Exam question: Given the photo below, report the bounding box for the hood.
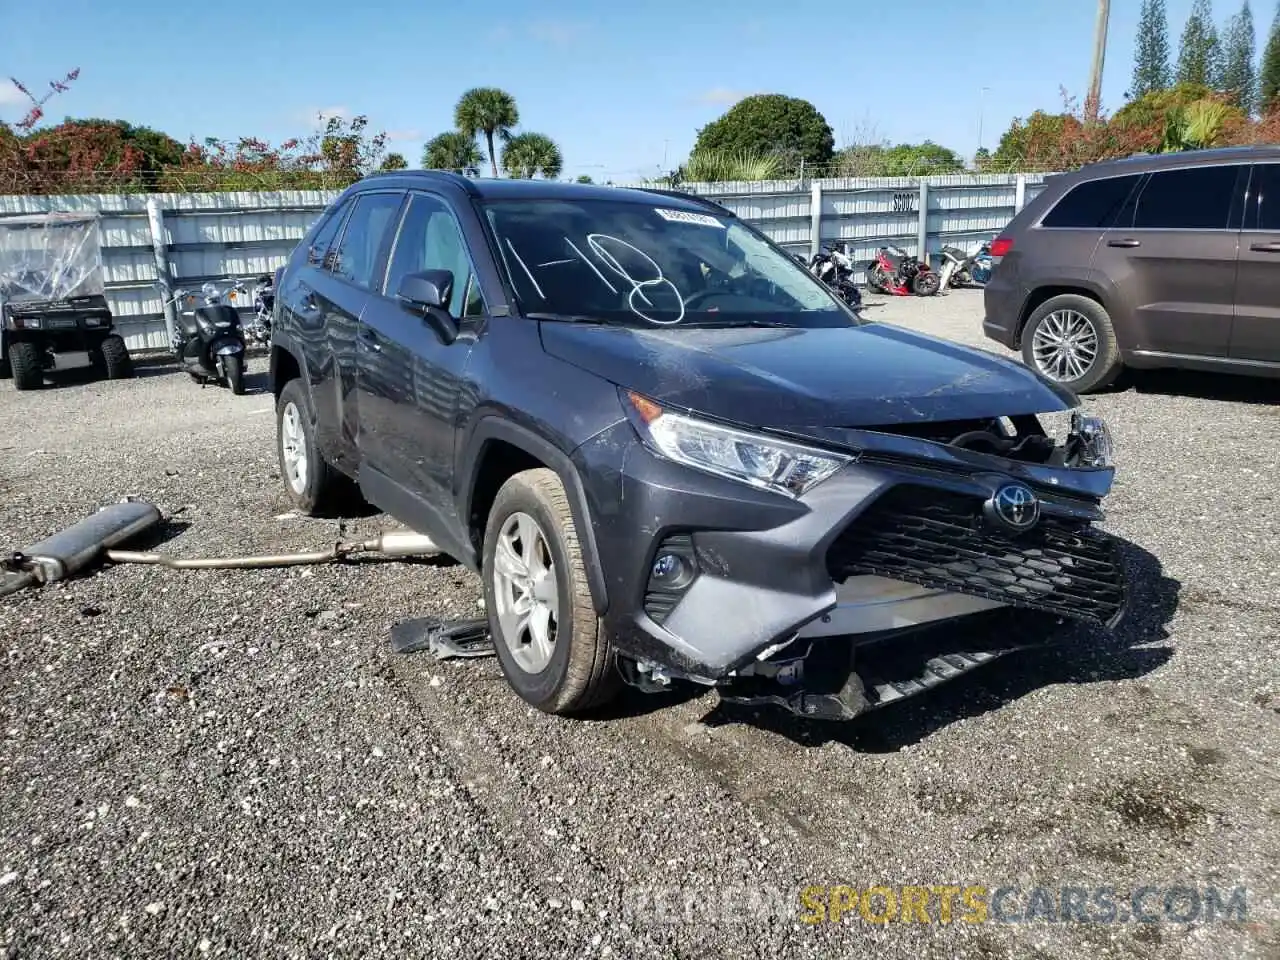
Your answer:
[539,321,1077,429]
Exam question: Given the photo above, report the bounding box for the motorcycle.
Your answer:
[243,273,275,345]
[864,244,940,297]
[163,277,249,395]
[937,239,993,290]
[806,242,863,312]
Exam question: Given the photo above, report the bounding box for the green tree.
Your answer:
[1177,0,1222,86]
[453,87,519,178]
[500,132,563,179]
[422,131,483,175]
[379,152,408,170]
[1221,0,1258,112]
[692,94,835,169]
[1131,0,1173,98]
[575,174,594,183]
[1260,1,1280,108]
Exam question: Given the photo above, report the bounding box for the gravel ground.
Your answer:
[1,289,1277,959]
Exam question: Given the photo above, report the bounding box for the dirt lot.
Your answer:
[1,288,1277,959]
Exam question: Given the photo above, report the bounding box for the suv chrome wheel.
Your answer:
[1031,309,1099,382]
[491,511,559,674]
[280,401,309,495]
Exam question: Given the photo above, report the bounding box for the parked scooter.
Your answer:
[864,244,940,297]
[937,239,993,290]
[163,278,249,395]
[805,242,864,312]
[243,274,275,345]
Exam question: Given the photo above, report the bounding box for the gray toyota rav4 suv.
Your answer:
[270,172,1126,723]
[984,145,1280,393]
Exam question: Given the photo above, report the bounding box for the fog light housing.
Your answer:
[644,533,699,626]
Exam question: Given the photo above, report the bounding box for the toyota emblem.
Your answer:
[984,482,1041,532]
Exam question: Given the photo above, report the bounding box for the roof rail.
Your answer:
[632,188,735,217]
[357,168,481,196]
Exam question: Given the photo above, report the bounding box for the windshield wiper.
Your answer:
[523,312,608,324]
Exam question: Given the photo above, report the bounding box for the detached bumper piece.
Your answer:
[718,610,1042,721]
[826,484,1127,628]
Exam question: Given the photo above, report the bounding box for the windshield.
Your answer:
[481,198,856,328]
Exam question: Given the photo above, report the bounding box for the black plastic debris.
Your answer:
[390,616,495,660]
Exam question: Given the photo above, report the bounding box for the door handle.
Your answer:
[1107,238,1141,248]
[1249,241,1280,252]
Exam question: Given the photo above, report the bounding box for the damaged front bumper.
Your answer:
[573,405,1128,718]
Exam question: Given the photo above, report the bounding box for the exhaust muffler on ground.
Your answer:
[1,498,439,597]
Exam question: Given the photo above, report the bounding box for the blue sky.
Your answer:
[0,0,1270,182]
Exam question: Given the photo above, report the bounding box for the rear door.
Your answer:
[1095,163,1246,359]
[279,197,354,466]
[309,190,405,474]
[1231,162,1280,363]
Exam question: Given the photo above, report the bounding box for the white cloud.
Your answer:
[487,20,587,48]
[384,129,422,143]
[696,87,750,107]
[296,105,353,127]
[0,80,28,107]
[526,20,586,47]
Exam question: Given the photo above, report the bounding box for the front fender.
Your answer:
[459,416,610,616]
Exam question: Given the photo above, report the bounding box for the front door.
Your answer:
[1231,162,1280,364]
[356,191,485,547]
[1094,163,1245,359]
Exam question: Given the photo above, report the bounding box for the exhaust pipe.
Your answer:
[5,498,163,591]
[2,498,439,596]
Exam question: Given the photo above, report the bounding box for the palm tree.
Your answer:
[379,152,408,171]
[422,132,483,175]
[501,132,563,179]
[453,87,519,178]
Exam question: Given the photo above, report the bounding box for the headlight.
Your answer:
[1068,411,1115,468]
[622,389,854,498]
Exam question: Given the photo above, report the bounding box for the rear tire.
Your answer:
[276,377,350,515]
[224,353,245,395]
[1021,294,1122,394]
[9,341,43,391]
[912,270,941,296]
[483,468,619,715]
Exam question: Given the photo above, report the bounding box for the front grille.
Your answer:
[826,484,1126,626]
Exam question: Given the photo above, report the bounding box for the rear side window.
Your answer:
[1040,175,1141,229]
[1246,162,1280,230]
[1131,166,1239,229]
[330,193,404,290]
[306,199,353,268]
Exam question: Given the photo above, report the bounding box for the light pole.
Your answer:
[1087,0,1111,120]
[977,86,990,159]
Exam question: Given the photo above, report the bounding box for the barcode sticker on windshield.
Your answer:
[654,208,725,228]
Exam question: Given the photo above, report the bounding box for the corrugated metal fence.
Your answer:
[0,173,1051,352]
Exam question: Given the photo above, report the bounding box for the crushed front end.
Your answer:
[575,391,1126,721]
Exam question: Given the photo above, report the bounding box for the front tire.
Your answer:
[483,468,618,715]
[275,378,348,515]
[223,353,245,395]
[1021,294,1122,394]
[9,341,43,391]
[96,334,134,380]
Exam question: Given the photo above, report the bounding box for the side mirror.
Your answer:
[397,269,458,344]
[792,253,807,264]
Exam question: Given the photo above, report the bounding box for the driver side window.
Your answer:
[384,193,485,318]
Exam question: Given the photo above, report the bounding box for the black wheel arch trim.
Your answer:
[268,333,311,404]
[460,416,609,616]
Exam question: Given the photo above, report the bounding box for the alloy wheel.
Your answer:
[1031,309,1099,382]
[491,511,560,674]
[280,401,309,495]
